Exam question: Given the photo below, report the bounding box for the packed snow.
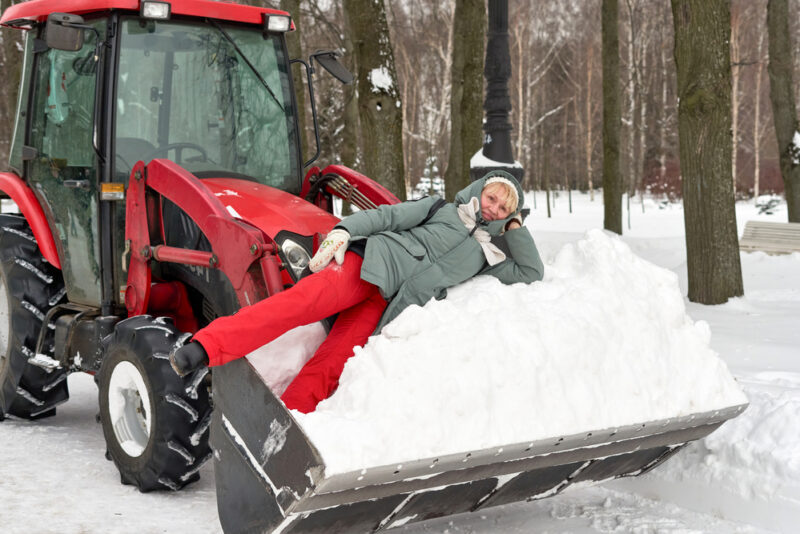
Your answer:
[1,193,798,533]
[792,130,800,165]
[369,66,394,93]
[470,148,523,169]
[294,229,746,474]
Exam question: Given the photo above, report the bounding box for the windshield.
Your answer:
[115,18,300,192]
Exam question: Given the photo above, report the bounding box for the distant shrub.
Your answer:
[643,157,682,200]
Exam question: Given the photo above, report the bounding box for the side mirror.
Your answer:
[46,13,86,51]
[310,51,353,85]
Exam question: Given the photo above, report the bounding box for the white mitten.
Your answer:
[309,229,350,272]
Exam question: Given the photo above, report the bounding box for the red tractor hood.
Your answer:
[202,178,339,239]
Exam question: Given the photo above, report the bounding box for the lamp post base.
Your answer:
[469,165,524,184]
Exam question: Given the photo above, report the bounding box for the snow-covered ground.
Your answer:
[1,192,797,533]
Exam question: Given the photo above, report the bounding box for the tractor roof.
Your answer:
[0,0,291,29]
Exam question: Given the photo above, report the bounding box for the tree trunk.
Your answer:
[586,41,595,200]
[444,0,485,201]
[344,0,406,199]
[638,50,648,212]
[625,1,637,201]
[754,28,765,201]
[671,0,743,304]
[730,4,740,194]
[767,0,800,221]
[513,18,526,177]
[0,0,24,166]
[602,0,623,234]
[341,25,360,170]
[280,0,308,160]
[658,20,669,187]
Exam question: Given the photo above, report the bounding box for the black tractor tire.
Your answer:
[0,214,69,420]
[98,315,212,491]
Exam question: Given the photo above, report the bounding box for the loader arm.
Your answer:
[124,159,283,317]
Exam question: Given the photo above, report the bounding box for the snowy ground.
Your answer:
[1,191,797,533]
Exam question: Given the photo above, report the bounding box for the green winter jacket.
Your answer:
[336,171,544,333]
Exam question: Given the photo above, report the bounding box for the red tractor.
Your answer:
[0,0,395,493]
[0,1,746,533]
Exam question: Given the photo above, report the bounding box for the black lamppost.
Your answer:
[470,0,524,183]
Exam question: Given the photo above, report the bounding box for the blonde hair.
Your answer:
[483,181,518,213]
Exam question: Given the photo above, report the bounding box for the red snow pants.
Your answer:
[192,252,386,413]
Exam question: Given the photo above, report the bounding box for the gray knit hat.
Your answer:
[483,171,519,212]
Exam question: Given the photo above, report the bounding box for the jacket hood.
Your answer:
[453,170,525,234]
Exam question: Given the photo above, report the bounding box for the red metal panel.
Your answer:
[0,172,61,269]
[1,0,291,27]
[203,178,339,239]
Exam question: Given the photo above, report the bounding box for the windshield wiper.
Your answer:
[209,20,284,113]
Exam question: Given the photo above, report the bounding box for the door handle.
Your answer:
[63,179,90,189]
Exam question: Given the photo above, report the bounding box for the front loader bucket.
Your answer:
[211,359,747,534]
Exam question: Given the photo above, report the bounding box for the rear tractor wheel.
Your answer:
[0,214,69,420]
[98,315,212,491]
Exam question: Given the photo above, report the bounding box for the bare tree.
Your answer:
[730,1,744,193]
[657,28,670,188]
[509,2,567,191]
[767,0,800,221]
[444,0,484,201]
[672,0,743,304]
[391,0,454,193]
[602,0,623,233]
[258,0,786,207]
[584,33,599,199]
[344,0,406,199]
[621,0,654,221]
[280,0,309,159]
[340,27,360,169]
[753,24,767,200]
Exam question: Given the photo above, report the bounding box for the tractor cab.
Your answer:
[112,16,301,191]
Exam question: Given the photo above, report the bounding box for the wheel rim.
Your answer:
[107,360,152,457]
[0,275,9,367]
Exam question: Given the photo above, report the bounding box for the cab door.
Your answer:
[27,20,106,306]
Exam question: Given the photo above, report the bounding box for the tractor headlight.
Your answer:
[281,239,310,279]
[140,1,171,20]
[265,14,291,33]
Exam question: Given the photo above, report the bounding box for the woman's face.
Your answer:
[480,186,512,221]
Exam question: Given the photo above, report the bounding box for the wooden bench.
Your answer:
[739,220,800,255]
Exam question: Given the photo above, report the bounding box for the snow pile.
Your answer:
[619,372,800,532]
[294,229,747,475]
[686,374,800,496]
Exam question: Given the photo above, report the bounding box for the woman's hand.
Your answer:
[505,214,523,232]
[309,229,350,272]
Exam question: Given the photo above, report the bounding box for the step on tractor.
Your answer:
[0,1,746,532]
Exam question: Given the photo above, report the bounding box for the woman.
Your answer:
[170,170,544,413]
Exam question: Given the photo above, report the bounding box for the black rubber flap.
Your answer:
[283,494,408,533]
